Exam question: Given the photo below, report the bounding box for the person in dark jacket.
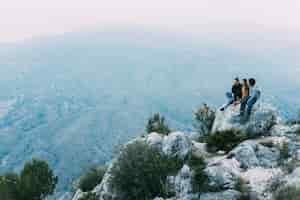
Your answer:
[220,78,242,111]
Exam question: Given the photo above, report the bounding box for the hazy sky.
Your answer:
[1,0,300,43]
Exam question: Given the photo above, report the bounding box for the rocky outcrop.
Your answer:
[92,159,119,200]
[205,157,241,190]
[71,190,85,200]
[174,165,194,200]
[147,132,164,150]
[212,103,278,137]
[271,124,300,137]
[191,141,210,158]
[162,132,192,160]
[241,167,283,199]
[228,141,280,169]
[69,104,300,200]
[71,132,193,200]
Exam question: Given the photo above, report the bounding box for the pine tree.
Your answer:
[19,158,58,200]
[146,113,171,135]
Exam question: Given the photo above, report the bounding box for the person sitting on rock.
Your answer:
[240,78,250,105]
[220,77,242,111]
[240,78,261,119]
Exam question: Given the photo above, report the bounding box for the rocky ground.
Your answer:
[67,104,300,200]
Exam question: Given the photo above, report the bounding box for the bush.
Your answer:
[187,155,208,193]
[146,113,171,135]
[0,158,57,200]
[78,192,98,200]
[110,140,181,200]
[274,185,300,200]
[0,172,20,200]
[194,104,215,141]
[206,130,248,153]
[78,166,106,192]
[19,158,58,200]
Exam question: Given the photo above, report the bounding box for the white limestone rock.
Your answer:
[162,132,192,160]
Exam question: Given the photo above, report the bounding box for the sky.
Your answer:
[0,0,300,43]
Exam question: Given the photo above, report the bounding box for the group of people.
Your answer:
[220,77,261,121]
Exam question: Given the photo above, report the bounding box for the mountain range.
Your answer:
[0,28,299,192]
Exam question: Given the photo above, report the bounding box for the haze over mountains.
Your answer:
[0,28,299,192]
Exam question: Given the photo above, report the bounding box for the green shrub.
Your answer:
[187,155,208,193]
[78,192,98,200]
[19,158,58,200]
[0,172,20,200]
[206,130,248,153]
[110,140,181,200]
[146,113,171,135]
[193,104,215,141]
[78,166,106,192]
[0,158,57,200]
[274,185,300,200]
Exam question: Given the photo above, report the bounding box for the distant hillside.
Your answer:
[0,29,299,192]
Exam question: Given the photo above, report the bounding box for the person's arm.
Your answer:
[248,88,260,102]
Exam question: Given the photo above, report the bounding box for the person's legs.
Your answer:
[246,97,258,116]
[240,96,250,116]
[221,92,233,111]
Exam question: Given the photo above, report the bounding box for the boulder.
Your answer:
[241,167,283,199]
[255,144,280,168]
[147,132,164,150]
[228,141,280,169]
[200,190,241,200]
[93,159,119,200]
[228,141,260,169]
[205,157,241,190]
[174,165,194,200]
[192,141,209,158]
[257,136,289,147]
[162,132,192,159]
[271,124,300,137]
[212,103,278,137]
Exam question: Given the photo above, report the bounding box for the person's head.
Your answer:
[249,78,256,86]
[233,77,239,85]
[243,78,248,85]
